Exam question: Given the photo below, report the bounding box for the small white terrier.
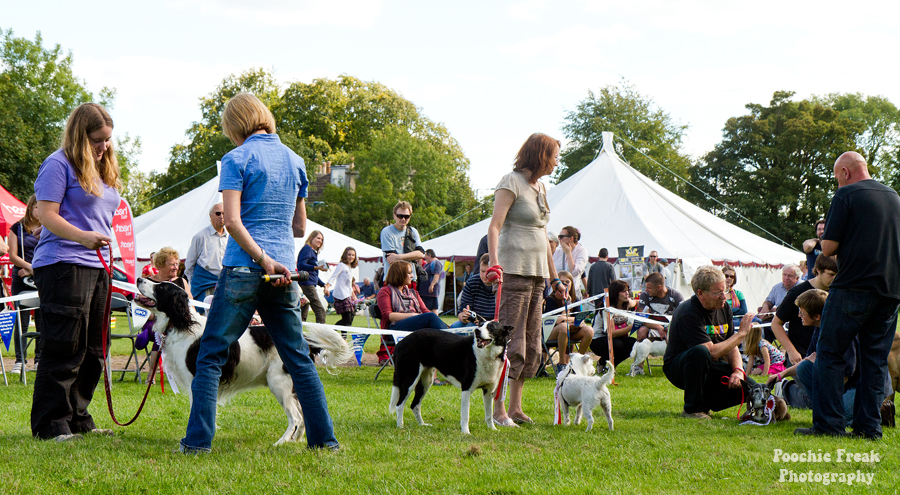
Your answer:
[555,353,615,431]
[628,340,667,377]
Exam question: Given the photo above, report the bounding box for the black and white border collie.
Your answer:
[389,321,513,434]
[135,277,351,445]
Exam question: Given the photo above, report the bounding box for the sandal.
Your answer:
[510,415,534,425]
[492,417,518,428]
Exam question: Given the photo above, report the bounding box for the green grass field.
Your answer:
[1,314,896,494]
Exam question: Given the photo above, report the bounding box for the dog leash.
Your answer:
[486,265,509,402]
[720,369,747,420]
[97,246,157,426]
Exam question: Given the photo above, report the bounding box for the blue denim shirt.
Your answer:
[219,133,308,268]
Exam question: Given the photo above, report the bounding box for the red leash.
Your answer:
[721,373,746,419]
[486,265,508,401]
[97,247,156,426]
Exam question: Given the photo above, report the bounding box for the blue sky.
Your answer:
[5,0,899,193]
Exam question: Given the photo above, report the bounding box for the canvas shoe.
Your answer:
[771,380,785,400]
[681,411,712,419]
[54,433,84,442]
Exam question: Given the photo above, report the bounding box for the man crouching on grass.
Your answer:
[663,265,754,419]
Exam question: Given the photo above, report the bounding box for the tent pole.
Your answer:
[451,255,458,315]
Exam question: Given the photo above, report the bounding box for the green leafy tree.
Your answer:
[116,134,157,215]
[313,125,479,245]
[277,75,421,167]
[158,70,485,244]
[812,92,900,187]
[151,69,291,208]
[0,29,112,199]
[686,91,865,248]
[556,81,691,191]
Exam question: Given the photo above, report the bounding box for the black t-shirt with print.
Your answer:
[663,295,734,367]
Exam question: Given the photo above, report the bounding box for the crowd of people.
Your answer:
[8,95,897,452]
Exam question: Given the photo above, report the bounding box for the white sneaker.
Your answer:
[772,381,785,400]
[11,362,23,374]
[54,433,84,442]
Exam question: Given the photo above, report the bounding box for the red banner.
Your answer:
[112,198,136,283]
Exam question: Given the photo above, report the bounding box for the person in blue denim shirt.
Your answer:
[179,93,338,453]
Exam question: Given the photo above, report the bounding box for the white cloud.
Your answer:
[506,0,552,20]
[501,24,639,67]
[166,0,385,28]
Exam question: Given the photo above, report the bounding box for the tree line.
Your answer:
[3,29,899,251]
[556,83,900,249]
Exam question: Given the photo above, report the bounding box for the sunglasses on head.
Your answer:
[395,214,410,220]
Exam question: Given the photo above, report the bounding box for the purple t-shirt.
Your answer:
[218,133,308,268]
[32,149,120,269]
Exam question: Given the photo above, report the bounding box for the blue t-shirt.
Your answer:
[218,134,308,268]
[33,149,120,269]
[380,224,423,281]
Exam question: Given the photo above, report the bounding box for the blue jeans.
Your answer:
[796,360,853,425]
[812,287,899,437]
[388,312,448,332]
[181,268,338,452]
[449,321,476,329]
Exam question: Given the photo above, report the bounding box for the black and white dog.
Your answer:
[389,321,513,434]
[135,277,351,445]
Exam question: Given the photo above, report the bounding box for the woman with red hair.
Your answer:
[488,133,566,426]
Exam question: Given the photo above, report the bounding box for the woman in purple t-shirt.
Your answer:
[31,103,121,442]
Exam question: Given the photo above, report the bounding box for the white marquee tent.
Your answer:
[116,174,383,281]
[423,132,804,308]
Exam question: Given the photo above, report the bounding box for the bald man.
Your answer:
[797,152,900,439]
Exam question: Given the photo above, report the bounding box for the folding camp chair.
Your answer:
[108,293,149,383]
[374,331,406,382]
[538,313,577,377]
[14,291,41,385]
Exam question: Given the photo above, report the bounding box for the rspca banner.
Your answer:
[131,301,151,329]
[0,311,16,351]
[112,198,137,282]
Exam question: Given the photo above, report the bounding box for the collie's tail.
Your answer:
[304,323,353,366]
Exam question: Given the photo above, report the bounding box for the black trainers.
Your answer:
[794,427,849,437]
[881,400,895,428]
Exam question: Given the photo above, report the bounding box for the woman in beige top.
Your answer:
[488,133,566,426]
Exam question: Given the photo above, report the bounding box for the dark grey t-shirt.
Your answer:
[638,287,684,316]
[587,260,616,298]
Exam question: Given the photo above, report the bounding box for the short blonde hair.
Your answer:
[154,247,180,268]
[222,93,276,144]
[691,265,725,294]
[393,200,413,215]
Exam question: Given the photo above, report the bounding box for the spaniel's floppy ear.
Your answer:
[156,283,195,330]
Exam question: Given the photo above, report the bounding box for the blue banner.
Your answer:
[0,311,17,351]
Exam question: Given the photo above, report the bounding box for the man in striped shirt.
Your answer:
[451,254,496,328]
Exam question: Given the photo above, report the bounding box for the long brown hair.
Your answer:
[608,280,631,310]
[21,195,40,231]
[341,247,358,268]
[558,271,578,302]
[304,230,324,254]
[62,103,121,196]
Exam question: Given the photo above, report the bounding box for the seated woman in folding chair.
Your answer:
[376,260,449,361]
[590,279,640,370]
[544,271,594,374]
